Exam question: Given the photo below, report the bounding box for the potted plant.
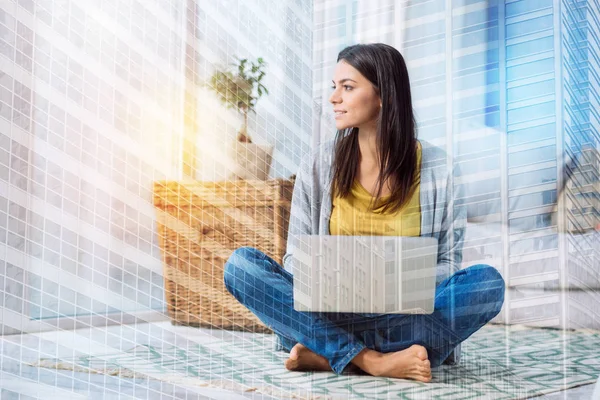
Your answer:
[206,56,273,180]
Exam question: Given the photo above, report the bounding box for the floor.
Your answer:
[0,321,598,399]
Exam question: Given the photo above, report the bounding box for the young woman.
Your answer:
[224,43,505,382]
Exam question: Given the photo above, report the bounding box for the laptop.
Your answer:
[289,235,438,314]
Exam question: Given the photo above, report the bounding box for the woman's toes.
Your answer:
[284,358,295,370]
[420,359,431,377]
[289,344,302,360]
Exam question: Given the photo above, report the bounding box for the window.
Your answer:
[509,212,555,233]
[509,189,556,212]
[509,145,556,168]
[508,168,556,190]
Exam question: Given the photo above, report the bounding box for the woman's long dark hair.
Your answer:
[331,43,418,214]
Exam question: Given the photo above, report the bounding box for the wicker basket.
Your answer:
[153,179,294,333]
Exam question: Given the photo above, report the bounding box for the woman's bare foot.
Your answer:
[352,345,432,382]
[284,343,332,372]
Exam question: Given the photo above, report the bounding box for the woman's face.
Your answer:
[329,60,381,131]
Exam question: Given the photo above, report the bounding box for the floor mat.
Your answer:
[28,324,600,399]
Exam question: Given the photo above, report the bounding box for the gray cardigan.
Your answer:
[277,138,466,364]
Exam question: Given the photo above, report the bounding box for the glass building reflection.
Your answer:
[313,0,599,329]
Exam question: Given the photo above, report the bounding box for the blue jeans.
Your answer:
[224,247,505,375]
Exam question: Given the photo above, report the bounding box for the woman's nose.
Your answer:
[329,91,340,104]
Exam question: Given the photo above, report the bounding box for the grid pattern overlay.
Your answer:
[20,323,600,399]
[1,0,312,398]
[0,0,599,398]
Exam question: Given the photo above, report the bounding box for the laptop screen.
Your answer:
[289,235,438,314]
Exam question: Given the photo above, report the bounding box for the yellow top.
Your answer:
[329,143,422,236]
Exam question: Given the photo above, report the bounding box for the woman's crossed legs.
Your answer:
[224,247,504,380]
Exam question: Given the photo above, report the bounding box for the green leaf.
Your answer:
[207,56,269,115]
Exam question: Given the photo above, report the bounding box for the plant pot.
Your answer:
[228,142,273,180]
